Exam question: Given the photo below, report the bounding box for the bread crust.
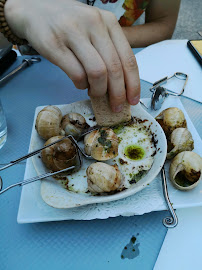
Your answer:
[90,94,131,126]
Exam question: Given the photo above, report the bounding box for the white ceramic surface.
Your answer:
[30,100,167,209]
[17,97,202,223]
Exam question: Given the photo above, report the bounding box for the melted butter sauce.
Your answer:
[124,145,145,160]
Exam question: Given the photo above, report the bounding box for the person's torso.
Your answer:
[80,0,150,26]
[17,0,151,55]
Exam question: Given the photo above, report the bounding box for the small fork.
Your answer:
[141,100,178,228]
[161,166,178,228]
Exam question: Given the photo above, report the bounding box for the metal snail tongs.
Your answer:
[0,125,101,195]
[150,72,188,111]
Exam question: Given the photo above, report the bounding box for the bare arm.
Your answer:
[122,0,181,48]
[1,0,140,112]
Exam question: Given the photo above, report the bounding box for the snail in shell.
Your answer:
[167,128,194,159]
[41,136,77,172]
[86,162,122,193]
[36,106,65,140]
[84,128,118,161]
[169,151,202,191]
[61,112,89,139]
[156,107,187,138]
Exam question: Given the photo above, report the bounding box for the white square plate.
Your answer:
[17,97,202,223]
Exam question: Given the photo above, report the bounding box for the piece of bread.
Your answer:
[90,94,131,126]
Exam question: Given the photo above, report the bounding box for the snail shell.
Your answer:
[156,107,187,138]
[86,162,121,193]
[169,151,202,191]
[41,136,77,172]
[167,128,194,159]
[84,128,118,161]
[61,113,89,139]
[36,106,65,140]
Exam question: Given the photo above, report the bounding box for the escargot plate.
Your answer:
[31,100,167,209]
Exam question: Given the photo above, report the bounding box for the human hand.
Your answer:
[5,0,140,112]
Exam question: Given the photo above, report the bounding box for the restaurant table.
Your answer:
[0,48,201,270]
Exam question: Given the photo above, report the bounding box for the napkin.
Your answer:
[135,40,202,103]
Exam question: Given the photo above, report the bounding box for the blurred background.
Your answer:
[1,0,201,57]
[137,0,202,40]
[172,0,202,39]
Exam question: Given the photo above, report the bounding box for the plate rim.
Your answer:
[30,100,167,209]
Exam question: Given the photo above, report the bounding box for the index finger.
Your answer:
[105,15,141,105]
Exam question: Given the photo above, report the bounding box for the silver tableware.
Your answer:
[0,166,76,195]
[0,125,101,194]
[161,166,178,228]
[142,101,178,227]
[0,57,41,85]
[151,86,169,111]
[150,72,188,110]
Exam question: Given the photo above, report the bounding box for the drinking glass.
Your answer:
[0,99,7,150]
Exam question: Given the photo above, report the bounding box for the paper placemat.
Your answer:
[135,40,202,103]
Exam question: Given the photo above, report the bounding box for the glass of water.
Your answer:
[0,99,7,150]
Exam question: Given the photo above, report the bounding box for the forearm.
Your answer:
[122,21,175,48]
[123,0,180,48]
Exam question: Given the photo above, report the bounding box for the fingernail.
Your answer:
[114,104,123,113]
[131,95,140,105]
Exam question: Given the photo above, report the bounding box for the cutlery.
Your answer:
[0,124,101,194]
[0,57,41,85]
[0,166,76,195]
[150,72,188,110]
[161,166,178,228]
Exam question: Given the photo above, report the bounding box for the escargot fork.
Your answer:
[161,166,178,228]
